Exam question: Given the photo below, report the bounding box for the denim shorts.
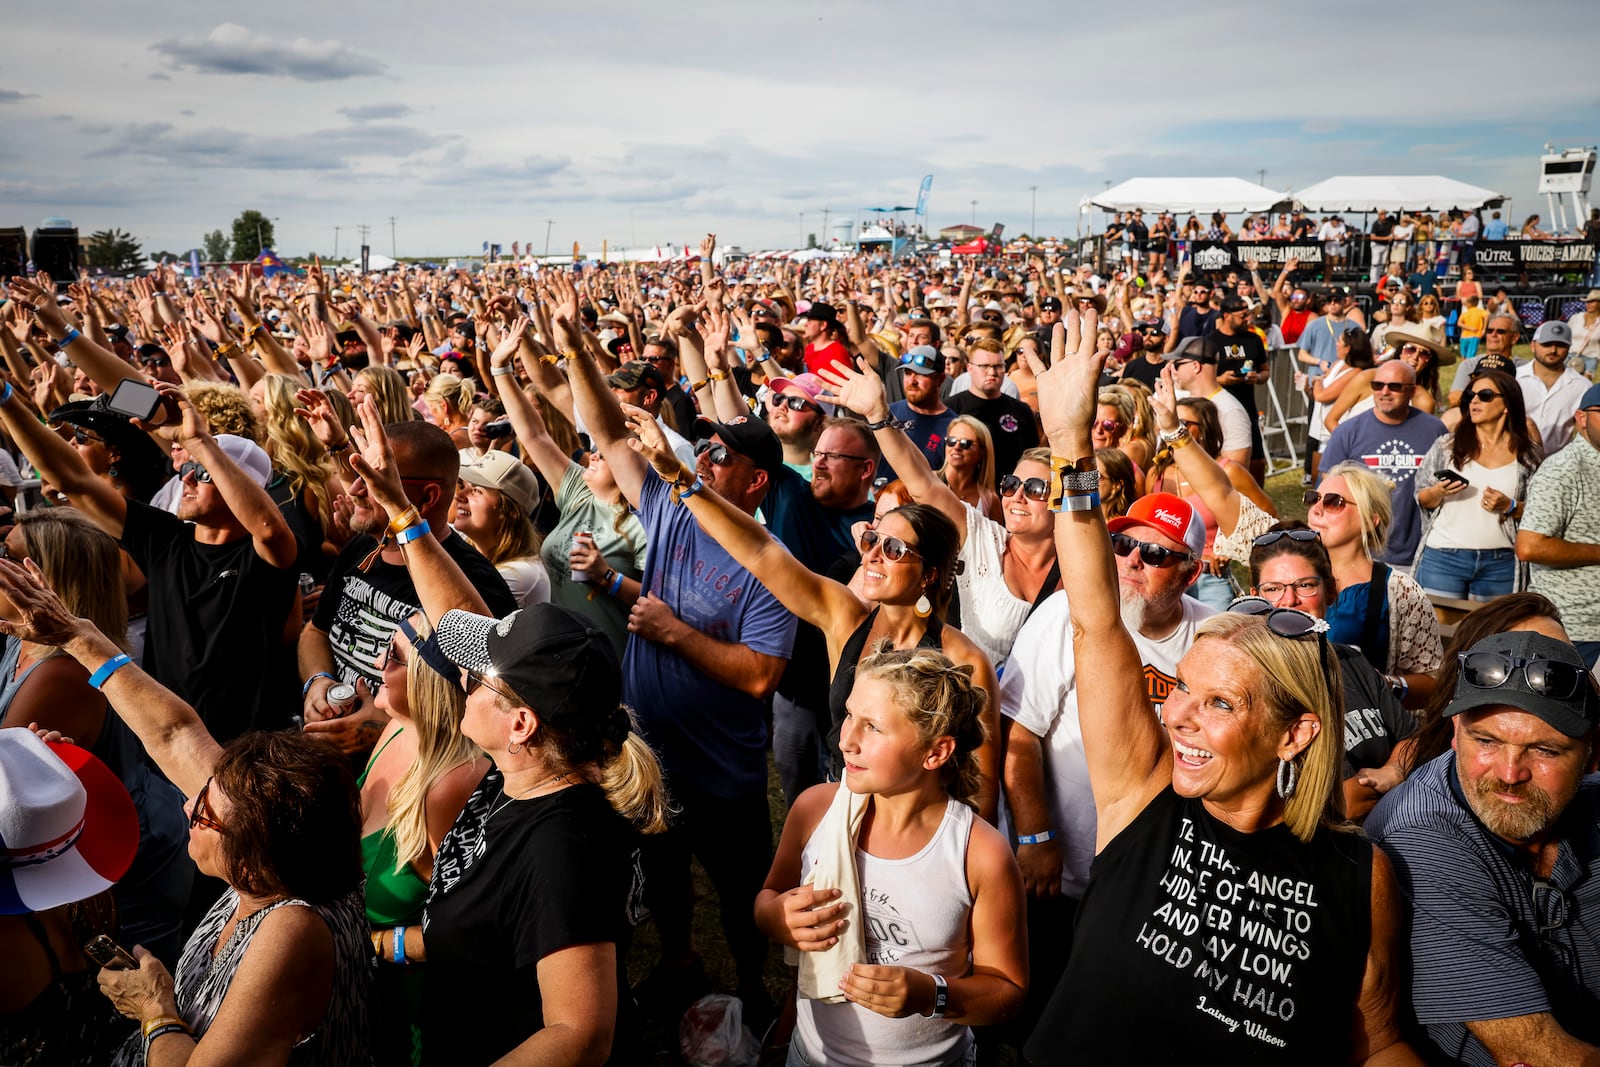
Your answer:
[1415,546,1515,600]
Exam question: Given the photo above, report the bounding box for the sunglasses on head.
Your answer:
[179,461,213,484]
[1253,528,1320,547]
[1465,388,1503,403]
[694,441,737,466]
[1458,651,1589,702]
[769,393,818,414]
[999,474,1050,501]
[1302,490,1349,511]
[1227,596,1331,640]
[1110,532,1193,568]
[858,527,920,563]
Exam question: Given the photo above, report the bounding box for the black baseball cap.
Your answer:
[606,360,666,394]
[434,604,625,742]
[691,413,784,476]
[793,301,839,324]
[1444,631,1598,739]
[1219,295,1248,314]
[1163,336,1214,363]
[1039,296,1063,312]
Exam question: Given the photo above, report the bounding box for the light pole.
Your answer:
[333,225,341,260]
[1030,186,1038,237]
[800,211,806,249]
[971,200,977,226]
[544,219,554,257]
[256,216,278,256]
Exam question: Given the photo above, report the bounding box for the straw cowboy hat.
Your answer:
[0,731,138,915]
[1384,321,1456,366]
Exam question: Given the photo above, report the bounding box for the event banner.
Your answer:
[1469,241,1597,271]
[1186,241,1323,271]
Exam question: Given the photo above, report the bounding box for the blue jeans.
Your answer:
[1187,571,1237,612]
[1415,546,1515,600]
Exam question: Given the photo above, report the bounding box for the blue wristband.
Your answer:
[301,672,335,699]
[607,570,624,596]
[393,926,406,965]
[394,519,431,545]
[1015,830,1056,846]
[87,653,132,691]
[54,328,82,351]
[0,382,12,405]
[676,477,705,501]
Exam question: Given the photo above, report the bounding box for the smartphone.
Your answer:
[105,378,162,421]
[1436,469,1467,485]
[83,934,139,970]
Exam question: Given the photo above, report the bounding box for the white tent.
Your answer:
[1079,177,1293,215]
[1293,176,1507,213]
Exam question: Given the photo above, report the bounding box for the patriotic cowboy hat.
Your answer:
[0,731,138,914]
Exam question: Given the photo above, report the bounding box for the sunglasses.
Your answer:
[859,527,921,563]
[139,355,171,367]
[379,638,407,671]
[1457,651,1589,702]
[1227,597,1331,640]
[1371,381,1412,393]
[1465,389,1503,403]
[946,438,978,452]
[1110,532,1193,568]
[1302,490,1349,512]
[464,669,518,704]
[769,394,818,414]
[1095,419,1124,435]
[1484,328,1513,335]
[179,461,213,484]
[999,474,1050,501]
[190,776,227,833]
[1252,528,1320,547]
[71,428,105,445]
[694,441,738,466]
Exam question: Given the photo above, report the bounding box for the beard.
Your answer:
[1120,585,1148,633]
[350,503,386,537]
[1464,774,1562,841]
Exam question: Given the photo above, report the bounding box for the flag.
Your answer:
[255,248,293,278]
[189,249,201,278]
[915,175,934,217]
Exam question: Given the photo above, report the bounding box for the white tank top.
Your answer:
[794,796,976,1066]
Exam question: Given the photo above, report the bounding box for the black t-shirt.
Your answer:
[267,472,329,583]
[662,385,698,441]
[119,500,300,742]
[947,391,1040,479]
[1119,352,1168,388]
[1128,219,1150,246]
[1370,217,1395,239]
[312,529,517,689]
[1204,328,1269,425]
[1177,305,1218,340]
[1336,644,1415,776]
[423,776,641,1066]
[1290,217,1315,241]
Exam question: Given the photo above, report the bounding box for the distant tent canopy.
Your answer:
[1080,177,1295,216]
[1291,176,1508,213]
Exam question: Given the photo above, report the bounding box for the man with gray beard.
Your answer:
[997,492,1215,1033]
[1367,630,1600,1067]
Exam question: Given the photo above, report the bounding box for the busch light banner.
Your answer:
[1470,241,1597,271]
[1185,241,1324,271]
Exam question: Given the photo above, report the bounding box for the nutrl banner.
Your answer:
[1470,241,1597,271]
[1185,241,1324,271]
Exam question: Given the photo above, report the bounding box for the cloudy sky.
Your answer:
[3,0,1595,259]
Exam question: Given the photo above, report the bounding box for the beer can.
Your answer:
[326,683,357,716]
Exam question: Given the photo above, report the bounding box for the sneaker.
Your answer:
[631,955,710,1021]
[1300,473,1313,487]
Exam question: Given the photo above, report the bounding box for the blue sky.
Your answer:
[2,0,1594,257]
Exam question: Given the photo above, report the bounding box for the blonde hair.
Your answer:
[466,483,545,566]
[1113,380,1158,452]
[184,382,261,442]
[1324,462,1393,559]
[355,366,416,426]
[18,510,129,652]
[424,374,477,419]
[1190,613,1346,842]
[939,415,997,493]
[385,615,481,873]
[1097,388,1135,436]
[262,374,338,534]
[857,643,989,809]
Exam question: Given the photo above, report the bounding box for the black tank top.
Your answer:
[824,609,944,776]
[1028,787,1372,1066]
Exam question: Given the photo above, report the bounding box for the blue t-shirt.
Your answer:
[1483,218,1509,240]
[623,477,798,798]
[763,466,874,574]
[1319,408,1446,564]
[1297,315,1356,379]
[879,400,956,483]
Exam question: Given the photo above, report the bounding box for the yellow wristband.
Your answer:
[708,369,728,382]
[387,507,420,536]
[142,1015,188,1039]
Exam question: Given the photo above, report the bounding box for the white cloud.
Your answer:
[150,23,385,81]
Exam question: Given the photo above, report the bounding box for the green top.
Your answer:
[357,728,428,927]
[539,463,648,657]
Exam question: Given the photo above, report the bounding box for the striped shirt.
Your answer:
[1365,752,1600,1066]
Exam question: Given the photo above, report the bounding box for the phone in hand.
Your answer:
[105,378,177,425]
[83,934,139,970]
[1436,469,1467,485]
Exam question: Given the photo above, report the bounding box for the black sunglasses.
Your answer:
[71,428,104,445]
[1371,381,1412,392]
[1110,532,1193,568]
[1253,528,1320,548]
[946,438,978,452]
[769,394,818,414]
[859,527,920,563]
[1302,490,1349,512]
[1458,651,1588,702]
[999,474,1050,501]
[1465,389,1503,403]
[1227,597,1330,640]
[179,461,213,484]
[139,355,171,367]
[694,441,738,467]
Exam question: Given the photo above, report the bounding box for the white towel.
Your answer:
[796,784,870,1003]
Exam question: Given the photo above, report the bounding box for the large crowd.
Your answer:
[0,234,1598,1067]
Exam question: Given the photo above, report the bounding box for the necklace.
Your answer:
[485,770,574,822]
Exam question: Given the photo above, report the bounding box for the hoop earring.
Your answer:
[914,593,932,618]
[1275,757,1299,800]
[507,741,523,755]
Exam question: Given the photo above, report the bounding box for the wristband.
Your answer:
[607,570,624,596]
[214,341,238,359]
[675,477,706,501]
[1015,829,1055,845]
[327,440,351,455]
[490,364,516,377]
[689,378,709,393]
[145,1023,189,1046]
[1505,498,1518,516]
[87,653,132,691]
[387,507,421,536]
[539,353,560,365]
[393,926,406,965]
[54,328,82,351]
[1157,425,1191,445]
[0,382,12,406]
[708,369,728,381]
[865,415,899,432]
[754,350,772,364]
[395,519,431,545]
[1389,674,1409,701]
[142,1015,187,1039]
[1054,491,1101,513]
[926,973,949,1019]
[302,672,336,699]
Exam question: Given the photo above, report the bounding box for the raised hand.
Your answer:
[814,357,889,422]
[1151,364,1180,433]
[303,316,335,366]
[699,233,716,262]
[491,316,529,368]
[292,387,350,450]
[344,396,408,518]
[7,277,69,334]
[620,401,686,482]
[1024,312,1104,448]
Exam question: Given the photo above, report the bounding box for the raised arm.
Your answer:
[1025,318,1171,845]
[0,374,129,536]
[488,317,573,488]
[620,403,866,636]
[8,276,141,394]
[0,560,221,796]
[563,317,651,507]
[1150,366,1246,535]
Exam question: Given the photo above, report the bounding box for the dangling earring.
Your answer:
[108,464,120,480]
[1275,757,1299,800]
[914,592,932,618]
